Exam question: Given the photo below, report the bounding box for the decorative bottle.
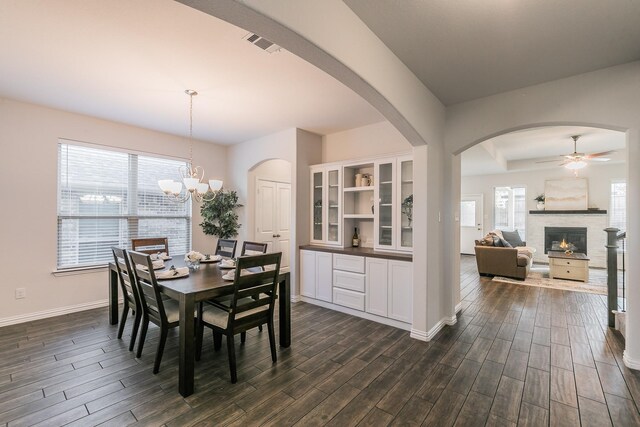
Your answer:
[352,227,360,247]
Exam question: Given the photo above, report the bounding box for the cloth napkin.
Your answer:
[156,267,189,279]
[222,269,252,280]
[220,259,236,268]
[203,254,222,261]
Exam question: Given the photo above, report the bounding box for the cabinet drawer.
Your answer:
[333,288,365,311]
[333,254,365,273]
[551,265,588,280]
[333,270,365,292]
[551,258,588,268]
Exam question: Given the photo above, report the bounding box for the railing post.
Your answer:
[605,227,619,328]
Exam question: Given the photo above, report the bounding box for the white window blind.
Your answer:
[494,186,526,239]
[57,142,191,269]
[610,181,626,231]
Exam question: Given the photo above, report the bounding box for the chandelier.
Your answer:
[158,90,223,203]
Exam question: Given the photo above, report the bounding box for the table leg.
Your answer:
[278,273,291,348]
[178,294,195,397]
[109,267,119,325]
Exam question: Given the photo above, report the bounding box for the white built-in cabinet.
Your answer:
[300,249,413,327]
[374,157,413,252]
[310,166,342,246]
[300,249,332,302]
[365,258,413,322]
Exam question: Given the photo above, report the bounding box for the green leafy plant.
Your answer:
[534,194,545,202]
[401,194,413,225]
[199,189,243,239]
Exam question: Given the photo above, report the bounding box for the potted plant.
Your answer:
[200,189,243,239]
[534,194,545,210]
[401,194,413,226]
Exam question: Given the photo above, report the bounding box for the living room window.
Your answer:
[494,186,526,240]
[57,140,191,269]
[610,180,626,231]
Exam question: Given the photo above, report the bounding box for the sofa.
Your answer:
[473,230,534,280]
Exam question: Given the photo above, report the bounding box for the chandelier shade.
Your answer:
[158,90,223,203]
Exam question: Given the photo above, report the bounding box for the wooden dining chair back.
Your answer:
[197,252,282,383]
[240,241,268,256]
[128,250,180,373]
[215,239,237,258]
[111,247,142,351]
[131,237,169,255]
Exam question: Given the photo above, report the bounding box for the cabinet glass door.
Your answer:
[327,169,340,244]
[398,158,413,250]
[312,170,324,241]
[376,161,394,248]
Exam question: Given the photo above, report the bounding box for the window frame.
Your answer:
[56,139,192,271]
[609,179,626,231]
[493,185,527,240]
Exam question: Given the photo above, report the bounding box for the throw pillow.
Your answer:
[493,236,512,247]
[502,230,524,247]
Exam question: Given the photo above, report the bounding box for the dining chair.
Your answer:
[215,239,237,258]
[240,241,268,256]
[128,250,181,374]
[131,237,169,255]
[111,247,143,352]
[196,252,282,383]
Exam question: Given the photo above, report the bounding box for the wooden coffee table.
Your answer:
[548,251,589,282]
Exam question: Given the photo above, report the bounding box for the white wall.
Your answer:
[322,121,412,162]
[461,163,626,234]
[0,97,226,323]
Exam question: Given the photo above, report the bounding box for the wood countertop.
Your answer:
[299,245,412,262]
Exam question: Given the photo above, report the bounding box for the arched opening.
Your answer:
[455,123,627,329]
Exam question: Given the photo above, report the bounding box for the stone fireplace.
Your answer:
[544,226,588,254]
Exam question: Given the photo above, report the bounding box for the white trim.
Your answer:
[623,351,640,370]
[0,299,116,328]
[300,296,411,331]
[444,314,458,325]
[291,295,302,303]
[410,328,428,341]
[455,302,463,313]
[426,318,446,341]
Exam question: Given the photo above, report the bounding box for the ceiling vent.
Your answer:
[243,33,282,53]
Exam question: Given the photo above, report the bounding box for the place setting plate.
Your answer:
[201,254,222,263]
[156,267,189,280]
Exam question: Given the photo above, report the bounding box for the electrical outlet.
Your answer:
[15,288,26,299]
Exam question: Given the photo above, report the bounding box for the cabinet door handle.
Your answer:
[272,234,277,238]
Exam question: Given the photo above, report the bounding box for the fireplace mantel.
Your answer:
[529,210,607,215]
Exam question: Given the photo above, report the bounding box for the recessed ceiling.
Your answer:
[345,0,640,105]
[462,126,626,176]
[0,0,384,144]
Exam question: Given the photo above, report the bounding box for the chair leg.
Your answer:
[129,309,142,352]
[136,317,149,358]
[117,304,129,339]
[153,327,168,374]
[213,330,222,351]
[258,325,263,332]
[227,333,237,383]
[267,322,277,363]
[241,332,246,344]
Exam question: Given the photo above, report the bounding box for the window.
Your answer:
[57,141,191,269]
[494,186,526,239]
[610,180,626,231]
[460,200,476,227]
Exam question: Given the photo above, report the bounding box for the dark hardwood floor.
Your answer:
[0,257,638,426]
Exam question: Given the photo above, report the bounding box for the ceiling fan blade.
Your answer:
[558,160,572,166]
[589,157,610,162]
[586,150,616,158]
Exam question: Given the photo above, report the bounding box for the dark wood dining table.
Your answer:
[108,257,291,397]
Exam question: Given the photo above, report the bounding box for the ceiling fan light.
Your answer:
[565,160,587,170]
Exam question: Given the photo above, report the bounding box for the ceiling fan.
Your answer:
[536,135,615,171]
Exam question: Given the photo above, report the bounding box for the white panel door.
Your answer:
[366,257,388,317]
[256,179,291,270]
[300,250,316,298]
[316,252,333,302]
[387,260,413,323]
[460,194,484,254]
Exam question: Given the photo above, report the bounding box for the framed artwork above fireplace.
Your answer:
[544,178,588,210]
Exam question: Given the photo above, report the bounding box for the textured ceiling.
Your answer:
[345,0,640,105]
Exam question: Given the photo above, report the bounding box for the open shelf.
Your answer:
[344,213,374,219]
[343,186,374,192]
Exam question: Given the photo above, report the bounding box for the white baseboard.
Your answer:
[299,297,411,331]
[426,319,446,341]
[410,328,428,341]
[291,295,302,303]
[455,302,462,313]
[623,351,640,370]
[0,299,115,328]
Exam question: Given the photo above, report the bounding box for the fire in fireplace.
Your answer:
[544,227,587,255]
